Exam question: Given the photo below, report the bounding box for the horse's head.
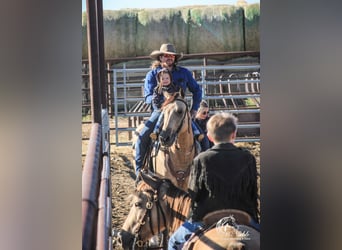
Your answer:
[159,93,190,147]
[118,172,170,249]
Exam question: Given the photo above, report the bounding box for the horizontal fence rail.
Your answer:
[81,52,260,250]
[112,64,260,146]
[82,123,102,250]
[82,110,112,250]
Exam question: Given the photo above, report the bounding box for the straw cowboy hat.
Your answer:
[150,43,183,61]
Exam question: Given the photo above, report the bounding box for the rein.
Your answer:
[132,184,167,249]
[161,97,190,137]
[158,97,193,152]
[119,174,192,250]
[157,98,195,186]
[147,98,191,173]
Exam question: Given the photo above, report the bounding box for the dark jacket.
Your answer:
[193,117,213,149]
[188,142,259,223]
[144,65,202,111]
[152,83,180,110]
[194,117,209,133]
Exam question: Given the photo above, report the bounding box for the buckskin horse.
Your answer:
[133,91,197,191]
[117,171,191,249]
[116,172,260,250]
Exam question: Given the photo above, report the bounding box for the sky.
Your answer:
[82,0,259,12]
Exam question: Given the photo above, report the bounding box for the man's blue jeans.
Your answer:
[168,220,203,250]
[135,110,161,176]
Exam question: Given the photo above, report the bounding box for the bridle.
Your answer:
[142,98,192,176]
[120,182,167,249]
[160,97,191,143]
[117,174,192,249]
[157,98,195,185]
[173,98,191,136]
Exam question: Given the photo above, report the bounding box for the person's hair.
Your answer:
[151,56,179,69]
[207,112,237,143]
[157,68,172,82]
[151,60,161,69]
[197,100,209,114]
[156,68,173,94]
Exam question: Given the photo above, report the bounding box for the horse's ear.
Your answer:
[139,171,150,182]
[163,91,172,100]
[140,171,160,190]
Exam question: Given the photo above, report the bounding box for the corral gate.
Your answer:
[111,64,260,146]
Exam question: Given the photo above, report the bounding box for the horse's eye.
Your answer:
[134,202,141,207]
[177,109,183,115]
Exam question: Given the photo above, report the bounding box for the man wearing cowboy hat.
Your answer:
[135,43,202,178]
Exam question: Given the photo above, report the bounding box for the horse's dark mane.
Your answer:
[163,179,191,233]
[163,178,188,199]
[135,173,191,235]
[140,173,188,197]
[138,173,186,197]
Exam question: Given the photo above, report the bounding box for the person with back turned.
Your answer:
[168,112,260,249]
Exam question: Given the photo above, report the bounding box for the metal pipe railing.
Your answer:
[82,123,102,250]
[112,64,260,146]
[82,122,112,250]
[96,107,112,250]
[96,153,110,250]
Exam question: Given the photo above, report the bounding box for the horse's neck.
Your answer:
[166,191,192,234]
[173,114,194,151]
[165,117,195,171]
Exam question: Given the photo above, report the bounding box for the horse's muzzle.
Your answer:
[115,229,135,250]
[159,130,176,147]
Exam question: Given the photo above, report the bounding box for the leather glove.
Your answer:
[150,133,158,141]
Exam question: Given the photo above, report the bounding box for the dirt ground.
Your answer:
[82,119,260,249]
[110,145,136,230]
[109,141,260,231]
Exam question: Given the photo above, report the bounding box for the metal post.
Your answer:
[86,0,102,124]
[123,63,127,113]
[96,0,107,109]
[107,62,113,117]
[113,69,119,146]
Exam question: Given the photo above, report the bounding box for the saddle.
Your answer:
[203,209,253,227]
[182,209,254,250]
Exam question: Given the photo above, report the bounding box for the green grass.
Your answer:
[244,98,257,107]
[82,114,92,122]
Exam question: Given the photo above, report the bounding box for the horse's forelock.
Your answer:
[126,193,138,205]
[161,92,180,109]
[136,181,152,192]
